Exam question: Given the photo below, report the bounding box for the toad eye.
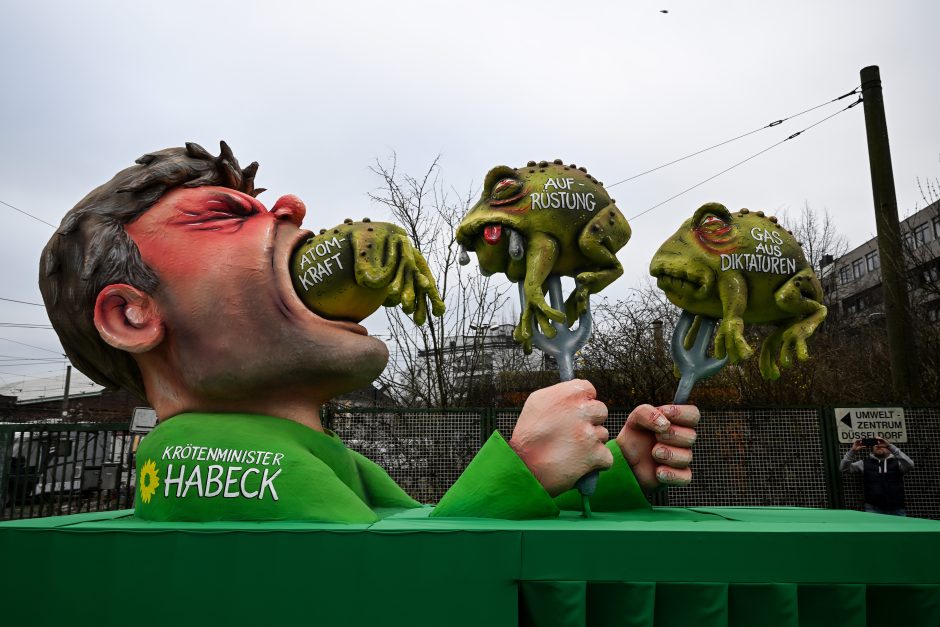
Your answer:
[491,178,524,201]
[701,214,726,228]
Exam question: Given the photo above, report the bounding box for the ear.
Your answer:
[93,284,165,353]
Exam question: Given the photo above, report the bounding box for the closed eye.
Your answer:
[176,195,259,230]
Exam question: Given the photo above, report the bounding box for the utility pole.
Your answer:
[61,364,72,418]
[860,65,921,402]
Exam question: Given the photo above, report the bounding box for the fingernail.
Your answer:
[654,415,669,430]
[654,447,670,460]
[657,470,673,482]
[658,430,674,440]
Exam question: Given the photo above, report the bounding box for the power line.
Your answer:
[608,86,861,189]
[0,296,45,307]
[0,323,54,329]
[0,199,56,228]
[0,336,65,356]
[628,96,862,221]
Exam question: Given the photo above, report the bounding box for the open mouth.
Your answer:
[483,224,503,245]
[275,226,368,335]
[457,220,526,267]
[650,266,709,296]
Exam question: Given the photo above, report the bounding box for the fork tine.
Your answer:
[671,310,728,403]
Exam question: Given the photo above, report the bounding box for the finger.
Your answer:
[528,290,566,323]
[580,398,607,426]
[535,310,557,338]
[400,268,416,314]
[780,343,793,370]
[653,444,692,468]
[413,295,428,326]
[657,466,692,487]
[588,442,614,472]
[594,425,609,443]
[795,337,809,362]
[734,334,754,361]
[566,379,597,401]
[414,251,446,317]
[625,404,670,434]
[655,425,697,448]
[657,404,700,428]
[713,334,727,360]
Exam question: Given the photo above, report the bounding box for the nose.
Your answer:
[271,195,306,227]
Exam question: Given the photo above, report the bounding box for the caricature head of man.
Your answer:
[39,142,387,426]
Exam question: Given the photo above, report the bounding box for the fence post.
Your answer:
[818,407,846,510]
[0,428,9,517]
[321,404,333,432]
[480,407,495,445]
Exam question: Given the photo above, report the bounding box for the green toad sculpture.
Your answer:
[650,202,828,380]
[455,160,631,352]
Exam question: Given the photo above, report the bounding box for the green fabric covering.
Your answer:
[434,433,649,519]
[2,507,939,626]
[432,430,560,519]
[729,583,799,627]
[587,582,656,627]
[797,585,867,627]
[521,581,586,627]
[868,585,940,627]
[553,440,649,512]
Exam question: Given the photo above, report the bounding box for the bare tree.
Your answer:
[368,154,511,407]
[578,281,680,407]
[780,203,849,271]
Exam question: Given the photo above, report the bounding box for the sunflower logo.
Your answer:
[139,459,160,504]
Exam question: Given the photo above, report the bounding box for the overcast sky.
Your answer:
[1,1,937,400]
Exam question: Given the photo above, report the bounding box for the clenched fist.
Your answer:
[509,379,612,496]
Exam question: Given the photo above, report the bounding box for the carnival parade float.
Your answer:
[1,145,938,627]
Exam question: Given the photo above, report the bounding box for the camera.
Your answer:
[861,437,878,447]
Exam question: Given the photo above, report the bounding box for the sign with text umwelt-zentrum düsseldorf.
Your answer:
[835,407,908,444]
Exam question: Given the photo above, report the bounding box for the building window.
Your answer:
[839,266,852,285]
[905,223,930,250]
[928,303,940,322]
[865,250,880,272]
[925,264,940,284]
[852,258,865,279]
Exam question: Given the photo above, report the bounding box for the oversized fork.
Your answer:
[520,275,598,516]
[670,310,728,404]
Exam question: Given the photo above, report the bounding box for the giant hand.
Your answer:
[616,404,700,490]
[509,379,613,497]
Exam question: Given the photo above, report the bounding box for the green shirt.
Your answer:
[135,412,647,523]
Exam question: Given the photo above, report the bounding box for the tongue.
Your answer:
[483,224,502,245]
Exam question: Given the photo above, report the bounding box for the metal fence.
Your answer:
[2,406,938,520]
[0,423,136,520]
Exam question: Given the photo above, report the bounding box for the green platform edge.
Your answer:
[2,507,938,627]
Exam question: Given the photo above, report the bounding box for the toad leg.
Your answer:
[566,217,626,324]
[513,232,563,353]
[770,269,828,373]
[715,271,754,363]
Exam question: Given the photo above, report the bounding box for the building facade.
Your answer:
[824,200,940,322]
